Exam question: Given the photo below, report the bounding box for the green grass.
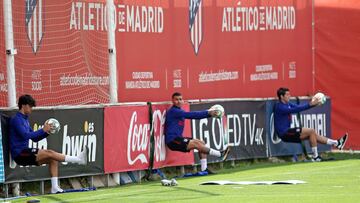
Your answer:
[10,158,360,203]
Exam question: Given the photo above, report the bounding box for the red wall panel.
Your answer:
[315,0,360,149]
[117,0,313,102]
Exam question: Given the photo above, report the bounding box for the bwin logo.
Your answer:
[62,121,97,164]
[189,0,203,55]
[25,0,45,54]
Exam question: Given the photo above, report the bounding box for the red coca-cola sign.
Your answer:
[152,104,194,169]
[104,105,150,172]
[104,104,194,173]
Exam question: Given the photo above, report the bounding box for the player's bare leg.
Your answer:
[300,127,344,161]
[37,153,63,193]
[36,148,87,165]
[36,148,88,193]
[187,139,230,172]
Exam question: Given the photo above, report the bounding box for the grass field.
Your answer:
[10,156,360,203]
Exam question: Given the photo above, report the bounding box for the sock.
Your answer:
[209,149,221,157]
[312,147,318,157]
[65,155,82,163]
[50,177,63,193]
[326,139,338,146]
[200,159,207,171]
[51,177,58,189]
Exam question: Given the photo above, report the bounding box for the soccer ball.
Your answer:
[313,92,326,105]
[45,118,61,134]
[209,104,225,118]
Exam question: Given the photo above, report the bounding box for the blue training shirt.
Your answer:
[274,101,313,136]
[9,112,48,158]
[164,105,210,144]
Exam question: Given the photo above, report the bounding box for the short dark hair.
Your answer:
[18,94,36,109]
[172,92,182,98]
[277,87,289,100]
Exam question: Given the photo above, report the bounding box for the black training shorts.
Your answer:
[280,127,302,143]
[167,137,193,152]
[14,148,40,166]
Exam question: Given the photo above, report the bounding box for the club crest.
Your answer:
[189,0,203,55]
[25,0,45,54]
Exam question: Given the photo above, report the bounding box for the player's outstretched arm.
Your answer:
[174,108,211,119]
[277,102,313,114]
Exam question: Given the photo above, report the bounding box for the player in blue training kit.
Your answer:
[274,87,348,161]
[164,92,230,174]
[9,95,88,193]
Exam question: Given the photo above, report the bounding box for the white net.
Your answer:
[8,0,110,106]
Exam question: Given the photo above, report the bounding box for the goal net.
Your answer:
[2,0,110,106]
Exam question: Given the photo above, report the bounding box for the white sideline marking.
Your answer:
[200,180,306,185]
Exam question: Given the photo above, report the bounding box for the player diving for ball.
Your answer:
[9,95,88,193]
[164,92,230,174]
[274,87,348,161]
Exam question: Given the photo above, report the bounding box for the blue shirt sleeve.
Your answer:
[276,102,312,114]
[173,108,210,119]
[12,118,48,142]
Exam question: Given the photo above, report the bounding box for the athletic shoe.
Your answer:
[336,133,348,150]
[170,178,178,186]
[79,146,88,165]
[311,156,322,162]
[202,168,216,175]
[220,147,231,162]
[51,187,64,194]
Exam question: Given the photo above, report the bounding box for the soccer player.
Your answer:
[274,87,348,161]
[164,92,230,174]
[9,95,88,193]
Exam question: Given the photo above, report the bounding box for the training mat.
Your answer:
[24,187,97,196]
[200,180,306,185]
[173,171,208,178]
[61,187,97,193]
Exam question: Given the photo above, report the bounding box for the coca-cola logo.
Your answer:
[127,106,172,165]
[152,109,167,162]
[127,111,150,165]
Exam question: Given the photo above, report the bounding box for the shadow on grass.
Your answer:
[39,194,71,203]
[166,162,295,182]
[19,153,359,202]
[145,186,220,203]
[173,152,360,180]
[49,185,219,203]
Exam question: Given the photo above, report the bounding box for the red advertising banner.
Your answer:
[116,0,313,102]
[104,104,194,173]
[151,104,194,169]
[104,105,149,172]
[315,0,360,149]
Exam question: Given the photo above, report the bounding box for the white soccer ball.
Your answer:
[45,118,61,134]
[209,104,225,118]
[313,92,326,105]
